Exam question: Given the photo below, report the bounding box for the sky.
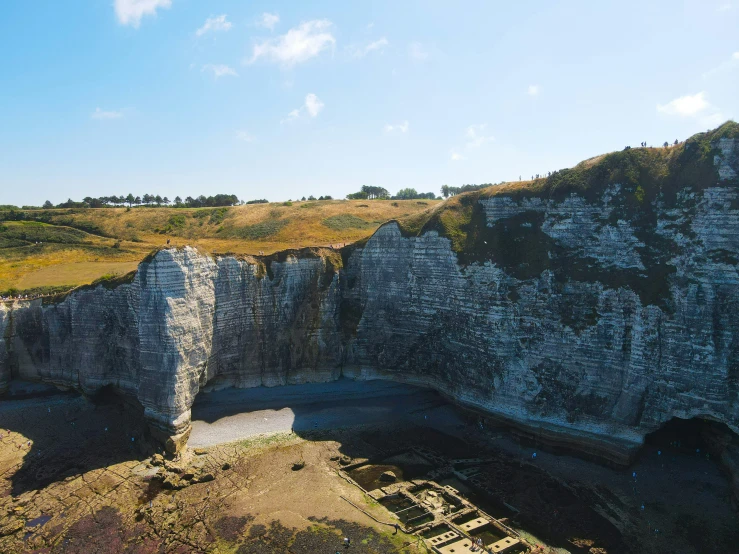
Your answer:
[1,0,737,206]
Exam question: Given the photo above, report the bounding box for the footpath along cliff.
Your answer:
[2,124,738,498]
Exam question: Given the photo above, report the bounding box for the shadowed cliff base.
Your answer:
[1,382,157,497]
[2,380,739,553]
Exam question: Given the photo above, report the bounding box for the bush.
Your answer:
[237,219,289,240]
[283,201,293,206]
[322,214,373,231]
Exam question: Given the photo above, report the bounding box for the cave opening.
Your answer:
[643,416,736,458]
[643,415,739,512]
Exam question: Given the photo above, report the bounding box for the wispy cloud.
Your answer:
[657,91,724,126]
[91,108,123,120]
[384,121,409,133]
[114,0,171,28]
[702,51,739,78]
[282,93,325,123]
[247,20,335,67]
[349,37,389,58]
[450,152,464,162]
[465,124,494,148]
[527,84,539,96]
[235,130,254,142]
[409,42,428,61]
[196,15,232,37]
[717,3,732,11]
[257,13,280,30]
[202,64,238,78]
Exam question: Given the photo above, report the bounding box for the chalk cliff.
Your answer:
[2,124,738,492]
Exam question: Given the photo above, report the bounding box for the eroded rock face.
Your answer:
[1,138,738,485]
[0,249,341,451]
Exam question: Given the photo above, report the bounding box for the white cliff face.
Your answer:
[1,137,738,475]
[0,247,343,450]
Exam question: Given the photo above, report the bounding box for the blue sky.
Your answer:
[1,0,737,206]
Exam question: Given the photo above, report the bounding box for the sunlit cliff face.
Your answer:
[2,135,738,511]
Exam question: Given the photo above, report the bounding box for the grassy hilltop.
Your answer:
[2,122,736,297]
[0,199,440,295]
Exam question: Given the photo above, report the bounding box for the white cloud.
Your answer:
[196,15,232,37]
[282,93,324,123]
[114,0,171,28]
[718,3,732,11]
[364,37,389,54]
[235,130,254,142]
[657,91,725,127]
[305,93,324,117]
[202,64,238,78]
[409,42,428,61]
[734,51,739,59]
[384,121,409,133]
[450,152,464,161]
[247,20,335,67]
[465,124,494,148]
[527,85,539,96]
[258,13,280,30]
[91,108,123,120]
[351,37,389,58]
[657,92,710,116]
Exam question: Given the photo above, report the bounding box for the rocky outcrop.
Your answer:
[1,126,738,501]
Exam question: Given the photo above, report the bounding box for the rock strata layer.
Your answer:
[2,133,738,501]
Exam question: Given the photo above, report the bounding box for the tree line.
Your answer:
[345,184,496,200]
[40,194,241,209]
[346,185,437,200]
[440,184,492,198]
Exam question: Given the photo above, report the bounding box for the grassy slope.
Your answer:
[0,199,439,293]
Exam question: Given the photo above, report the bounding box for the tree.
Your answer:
[142,194,152,205]
[43,200,53,209]
[155,195,163,206]
[663,141,669,148]
[360,185,389,199]
[441,185,450,198]
[174,196,182,206]
[308,195,316,201]
[134,196,142,206]
[126,193,135,207]
[395,188,419,200]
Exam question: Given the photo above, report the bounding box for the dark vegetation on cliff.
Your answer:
[395,121,739,310]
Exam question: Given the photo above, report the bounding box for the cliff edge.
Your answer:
[2,124,738,495]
